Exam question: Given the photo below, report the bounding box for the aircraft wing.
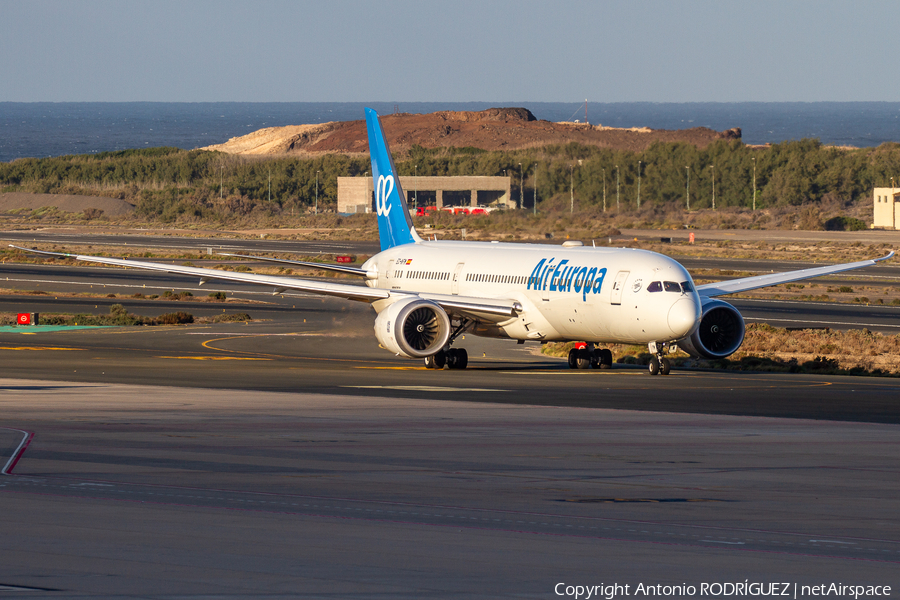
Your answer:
[217,253,368,277]
[696,251,894,298]
[9,245,520,317]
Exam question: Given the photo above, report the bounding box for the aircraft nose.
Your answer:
[668,297,700,338]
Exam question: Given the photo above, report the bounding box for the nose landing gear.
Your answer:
[647,342,672,376]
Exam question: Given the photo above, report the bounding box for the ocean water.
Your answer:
[2,101,900,163]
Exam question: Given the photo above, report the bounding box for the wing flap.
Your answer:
[697,251,895,297]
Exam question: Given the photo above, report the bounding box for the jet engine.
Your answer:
[676,299,745,359]
[373,297,451,359]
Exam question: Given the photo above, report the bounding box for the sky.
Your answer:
[1,0,898,103]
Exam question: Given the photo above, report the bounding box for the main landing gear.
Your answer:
[647,342,672,376]
[424,318,471,370]
[424,348,468,370]
[567,343,613,370]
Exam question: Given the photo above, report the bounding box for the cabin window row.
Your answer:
[403,270,449,281]
[465,273,530,285]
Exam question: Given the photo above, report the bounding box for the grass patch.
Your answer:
[541,324,900,376]
[0,304,194,326]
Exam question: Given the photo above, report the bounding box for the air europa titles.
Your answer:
[528,258,607,301]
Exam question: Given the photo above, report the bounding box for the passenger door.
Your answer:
[451,262,465,295]
[610,270,629,305]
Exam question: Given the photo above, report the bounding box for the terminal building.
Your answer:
[337,176,514,214]
[873,187,900,229]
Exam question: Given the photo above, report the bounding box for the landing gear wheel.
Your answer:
[446,348,468,370]
[424,350,446,370]
[659,357,671,376]
[599,348,613,369]
[576,349,592,370]
[648,357,661,376]
[567,348,578,369]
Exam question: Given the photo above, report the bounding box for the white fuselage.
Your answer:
[363,241,702,345]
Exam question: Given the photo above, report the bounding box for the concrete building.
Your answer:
[338,176,513,214]
[873,187,900,229]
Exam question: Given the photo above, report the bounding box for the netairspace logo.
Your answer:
[553,582,893,600]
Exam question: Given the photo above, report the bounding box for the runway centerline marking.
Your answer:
[154,356,272,361]
[744,317,900,329]
[343,385,508,392]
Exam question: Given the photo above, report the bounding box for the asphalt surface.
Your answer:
[1,381,898,598]
[0,236,899,597]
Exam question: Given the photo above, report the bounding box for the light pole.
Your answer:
[315,170,320,215]
[219,164,223,201]
[533,164,537,215]
[602,168,606,213]
[615,165,620,211]
[569,164,574,214]
[518,163,523,210]
[751,157,757,210]
[268,167,271,204]
[710,165,715,210]
[685,166,690,210]
[637,160,642,210]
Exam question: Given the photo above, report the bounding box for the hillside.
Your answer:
[201,107,741,156]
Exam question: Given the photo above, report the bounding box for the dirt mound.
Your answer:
[202,108,741,157]
[0,193,135,217]
[202,123,340,155]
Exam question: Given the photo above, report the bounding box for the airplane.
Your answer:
[10,108,894,375]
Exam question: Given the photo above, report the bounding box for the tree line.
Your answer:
[2,139,900,222]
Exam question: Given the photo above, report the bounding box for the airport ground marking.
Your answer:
[201,335,398,366]
[744,316,900,329]
[154,356,272,361]
[0,346,80,351]
[343,385,508,392]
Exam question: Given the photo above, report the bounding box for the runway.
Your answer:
[0,242,899,597]
[1,380,898,597]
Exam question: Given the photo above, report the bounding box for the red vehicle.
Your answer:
[414,206,439,217]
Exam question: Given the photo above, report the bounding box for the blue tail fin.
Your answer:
[365,107,421,251]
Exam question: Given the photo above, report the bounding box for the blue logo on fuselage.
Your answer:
[527,258,607,301]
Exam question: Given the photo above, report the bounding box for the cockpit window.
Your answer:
[680,281,694,293]
[647,281,662,293]
[664,281,681,293]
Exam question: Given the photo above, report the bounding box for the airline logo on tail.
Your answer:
[365,107,421,251]
[375,175,394,218]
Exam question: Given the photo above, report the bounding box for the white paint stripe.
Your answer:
[809,539,856,544]
[343,385,506,392]
[1,428,34,475]
[744,317,900,329]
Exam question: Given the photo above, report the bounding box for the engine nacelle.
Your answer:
[374,297,451,359]
[676,299,745,359]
